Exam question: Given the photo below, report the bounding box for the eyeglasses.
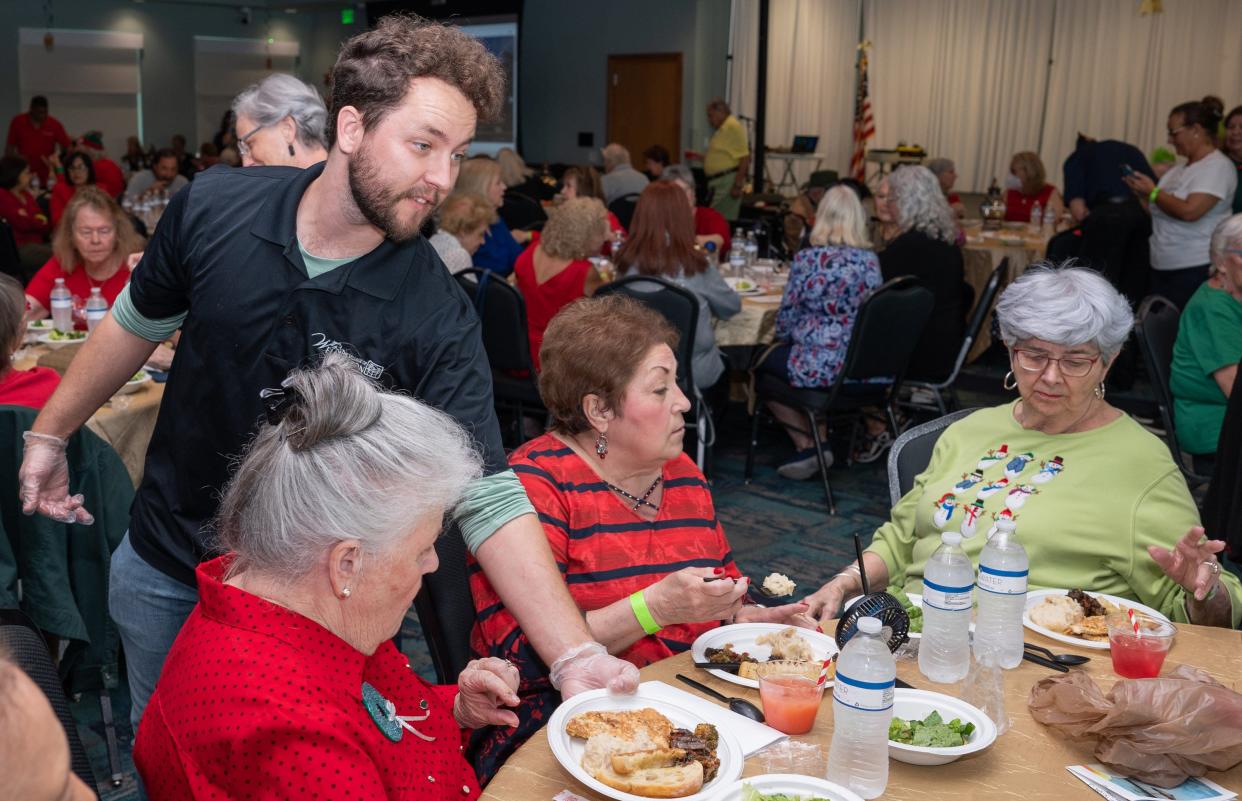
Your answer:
[1012,347,1101,378]
[236,123,270,158]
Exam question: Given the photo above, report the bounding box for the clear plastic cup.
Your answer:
[757,661,826,734]
[1107,612,1175,679]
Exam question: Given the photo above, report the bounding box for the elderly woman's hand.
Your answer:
[1122,172,1156,197]
[646,567,749,626]
[1148,526,1227,602]
[453,657,521,729]
[735,602,816,630]
[802,577,855,628]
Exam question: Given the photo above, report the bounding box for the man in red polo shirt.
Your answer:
[6,96,71,187]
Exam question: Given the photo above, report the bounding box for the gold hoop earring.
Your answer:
[1095,382,1106,400]
[595,432,608,459]
[1002,371,1018,391]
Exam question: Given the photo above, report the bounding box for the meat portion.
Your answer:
[1068,589,1107,618]
[668,726,720,782]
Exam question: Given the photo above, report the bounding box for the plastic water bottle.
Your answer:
[609,229,626,258]
[728,230,746,277]
[827,617,896,800]
[973,519,1029,668]
[744,229,759,268]
[1042,205,1056,235]
[50,278,73,333]
[85,287,108,333]
[919,531,975,684]
[1029,201,1042,234]
[30,174,41,194]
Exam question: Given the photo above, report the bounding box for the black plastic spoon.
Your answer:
[1024,642,1091,666]
[674,674,766,723]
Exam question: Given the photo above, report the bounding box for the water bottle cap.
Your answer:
[857,617,881,635]
[941,531,962,546]
[90,287,102,295]
[54,277,65,285]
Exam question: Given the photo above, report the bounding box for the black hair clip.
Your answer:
[258,377,301,426]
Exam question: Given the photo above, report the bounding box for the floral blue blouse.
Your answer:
[774,245,882,387]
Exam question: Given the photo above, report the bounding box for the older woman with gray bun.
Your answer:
[231,73,329,168]
[803,264,1242,630]
[134,353,522,800]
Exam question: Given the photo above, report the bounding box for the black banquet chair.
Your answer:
[608,193,641,231]
[454,268,547,448]
[1134,294,1212,487]
[745,276,935,514]
[887,408,977,506]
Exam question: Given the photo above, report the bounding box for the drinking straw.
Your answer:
[852,533,870,596]
[816,655,836,688]
[1127,607,1140,636]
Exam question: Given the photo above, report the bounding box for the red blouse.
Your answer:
[513,245,593,371]
[25,256,131,324]
[1004,184,1056,222]
[0,187,50,246]
[135,555,481,801]
[0,366,60,409]
[694,206,731,261]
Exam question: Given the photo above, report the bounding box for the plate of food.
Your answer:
[691,624,838,690]
[887,689,997,766]
[725,277,763,295]
[547,688,743,801]
[117,370,151,395]
[27,318,54,332]
[1023,588,1169,650]
[37,329,88,348]
[706,774,864,801]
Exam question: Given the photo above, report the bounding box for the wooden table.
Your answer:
[16,342,164,486]
[481,622,1242,801]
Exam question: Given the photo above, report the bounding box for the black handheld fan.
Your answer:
[834,533,910,652]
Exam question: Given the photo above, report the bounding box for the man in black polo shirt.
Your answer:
[19,16,636,729]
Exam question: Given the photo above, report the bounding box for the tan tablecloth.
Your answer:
[481,622,1242,801]
[713,293,784,348]
[17,342,163,486]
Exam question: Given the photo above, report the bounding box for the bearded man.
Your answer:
[18,15,636,731]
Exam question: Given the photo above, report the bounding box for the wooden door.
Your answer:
[606,54,682,169]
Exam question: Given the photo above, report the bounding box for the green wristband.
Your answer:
[1149,186,1160,204]
[629,590,662,635]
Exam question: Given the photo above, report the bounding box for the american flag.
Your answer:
[850,45,875,181]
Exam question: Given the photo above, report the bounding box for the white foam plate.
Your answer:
[690,623,838,690]
[888,689,997,766]
[27,318,54,332]
[707,773,864,801]
[1022,588,1169,651]
[117,370,151,395]
[724,277,763,295]
[547,687,744,801]
[37,331,88,348]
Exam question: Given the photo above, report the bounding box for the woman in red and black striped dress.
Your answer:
[467,295,814,782]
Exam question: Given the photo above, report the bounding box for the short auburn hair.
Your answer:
[539,295,679,435]
[616,181,703,277]
[328,14,505,147]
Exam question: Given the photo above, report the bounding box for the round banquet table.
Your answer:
[15,341,164,486]
[479,620,1242,801]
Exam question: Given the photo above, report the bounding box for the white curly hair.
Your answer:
[888,165,958,244]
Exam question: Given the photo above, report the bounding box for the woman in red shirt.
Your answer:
[134,353,521,801]
[49,151,96,226]
[0,155,52,282]
[25,187,143,325]
[1004,151,1065,223]
[468,296,813,781]
[513,196,611,370]
[0,273,60,408]
[559,165,627,242]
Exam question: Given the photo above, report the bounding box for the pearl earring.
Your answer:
[340,587,351,599]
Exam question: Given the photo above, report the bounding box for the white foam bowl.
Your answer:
[887,689,997,766]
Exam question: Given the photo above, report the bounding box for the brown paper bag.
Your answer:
[1027,665,1242,787]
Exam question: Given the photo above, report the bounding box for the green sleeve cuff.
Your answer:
[113,284,187,342]
[456,469,536,554]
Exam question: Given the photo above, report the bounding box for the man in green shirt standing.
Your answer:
[701,98,750,220]
[1170,214,1242,461]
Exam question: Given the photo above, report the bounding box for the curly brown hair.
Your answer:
[539,295,679,434]
[53,187,144,274]
[328,14,506,147]
[540,197,609,260]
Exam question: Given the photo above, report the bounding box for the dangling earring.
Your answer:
[1002,371,1018,391]
[287,142,296,157]
[594,432,608,459]
[1094,382,1106,400]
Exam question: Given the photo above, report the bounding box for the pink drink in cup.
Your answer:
[757,661,826,734]
[1107,612,1174,679]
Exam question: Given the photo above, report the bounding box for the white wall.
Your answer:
[518,0,731,164]
[0,0,352,155]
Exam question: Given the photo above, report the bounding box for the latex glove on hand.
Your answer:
[18,432,94,525]
[454,657,521,729]
[550,642,640,699]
